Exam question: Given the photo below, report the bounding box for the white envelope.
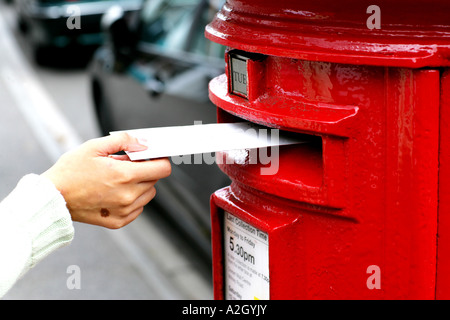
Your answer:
[112,122,304,161]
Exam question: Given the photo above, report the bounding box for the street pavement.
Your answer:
[0,2,213,300]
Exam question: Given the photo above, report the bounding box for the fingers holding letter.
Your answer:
[42,133,172,229]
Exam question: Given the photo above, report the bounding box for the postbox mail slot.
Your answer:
[216,109,348,210]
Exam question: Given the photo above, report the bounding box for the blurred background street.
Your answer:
[0,0,214,299]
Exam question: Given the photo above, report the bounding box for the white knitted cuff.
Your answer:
[2,174,74,268]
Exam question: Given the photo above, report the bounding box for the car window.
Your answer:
[140,0,200,53]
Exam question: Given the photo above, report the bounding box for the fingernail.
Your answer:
[128,143,148,152]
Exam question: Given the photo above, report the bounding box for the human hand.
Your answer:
[42,133,171,229]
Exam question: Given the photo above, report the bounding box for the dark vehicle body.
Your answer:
[14,0,142,61]
[90,0,228,259]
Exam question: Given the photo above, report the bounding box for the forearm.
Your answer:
[0,174,74,298]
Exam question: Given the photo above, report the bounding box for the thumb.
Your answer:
[93,132,148,156]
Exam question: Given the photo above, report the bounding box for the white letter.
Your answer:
[225,151,236,164]
[226,305,234,315]
[203,152,216,165]
[171,154,191,165]
[259,129,280,175]
[210,307,216,317]
[366,264,381,289]
[260,305,267,315]
[66,5,81,30]
[194,153,203,164]
[66,265,81,290]
[366,5,381,30]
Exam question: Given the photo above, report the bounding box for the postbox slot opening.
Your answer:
[217,109,324,189]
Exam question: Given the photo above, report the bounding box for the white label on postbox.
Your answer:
[229,53,248,98]
[224,212,270,300]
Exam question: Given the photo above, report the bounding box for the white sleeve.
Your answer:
[0,174,74,298]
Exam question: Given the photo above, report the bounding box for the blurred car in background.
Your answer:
[14,0,142,63]
[90,0,228,260]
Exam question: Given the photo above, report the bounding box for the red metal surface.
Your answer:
[210,58,440,299]
[206,0,450,68]
[436,71,450,299]
[207,0,445,299]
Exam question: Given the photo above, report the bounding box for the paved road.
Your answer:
[0,2,212,300]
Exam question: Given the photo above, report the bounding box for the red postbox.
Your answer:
[206,0,450,299]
